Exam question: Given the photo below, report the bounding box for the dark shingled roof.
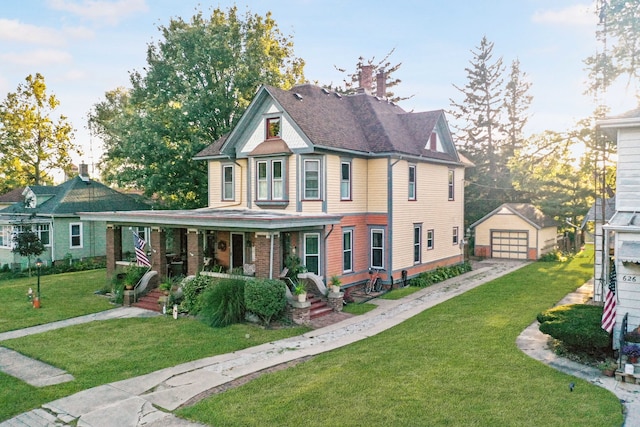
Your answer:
[195,84,458,162]
[0,187,26,203]
[1,176,150,216]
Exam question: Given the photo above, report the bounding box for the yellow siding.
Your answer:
[208,159,249,209]
[326,155,369,214]
[367,158,388,213]
[474,214,536,247]
[391,161,465,270]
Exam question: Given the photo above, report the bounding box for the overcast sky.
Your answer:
[1,0,636,170]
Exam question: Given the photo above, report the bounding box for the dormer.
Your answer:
[22,187,36,208]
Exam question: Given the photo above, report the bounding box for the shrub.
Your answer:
[537,304,611,355]
[410,262,472,288]
[244,278,287,326]
[198,278,246,327]
[179,274,214,314]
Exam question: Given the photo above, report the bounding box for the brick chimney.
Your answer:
[79,163,89,178]
[358,65,373,94]
[376,70,386,98]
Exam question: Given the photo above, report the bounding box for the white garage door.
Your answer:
[491,230,528,259]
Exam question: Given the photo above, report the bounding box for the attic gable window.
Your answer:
[266,117,281,139]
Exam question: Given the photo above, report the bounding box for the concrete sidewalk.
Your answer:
[1,260,637,426]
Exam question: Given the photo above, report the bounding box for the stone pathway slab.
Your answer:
[0,347,74,387]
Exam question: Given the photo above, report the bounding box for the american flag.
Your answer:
[601,262,617,333]
[133,231,151,267]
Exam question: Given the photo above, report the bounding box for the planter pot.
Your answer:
[629,356,639,364]
[125,285,134,290]
[297,293,307,302]
[33,297,40,309]
[602,368,616,377]
[332,286,341,293]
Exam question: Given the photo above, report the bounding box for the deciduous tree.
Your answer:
[0,73,77,192]
[89,6,305,208]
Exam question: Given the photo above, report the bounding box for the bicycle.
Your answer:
[364,268,384,294]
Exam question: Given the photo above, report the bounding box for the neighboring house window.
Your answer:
[448,170,455,200]
[222,164,234,200]
[136,226,148,242]
[304,233,320,275]
[371,229,384,269]
[341,161,351,200]
[70,223,83,248]
[414,224,422,264]
[343,229,353,273]
[453,227,459,245]
[427,229,434,250]
[304,158,321,200]
[0,226,11,248]
[36,224,50,246]
[256,159,285,202]
[266,117,281,139]
[408,165,416,200]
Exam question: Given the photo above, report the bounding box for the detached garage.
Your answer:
[470,203,558,260]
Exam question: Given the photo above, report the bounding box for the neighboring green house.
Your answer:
[0,168,150,270]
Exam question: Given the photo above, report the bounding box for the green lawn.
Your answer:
[0,270,309,421]
[0,269,113,332]
[178,250,623,426]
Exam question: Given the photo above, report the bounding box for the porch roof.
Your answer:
[78,208,342,230]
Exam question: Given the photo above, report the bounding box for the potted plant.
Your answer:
[293,282,307,302]
[598,360,618,377]
[329,275,341,293]
[159,281,172,296]
[622,344,640,363]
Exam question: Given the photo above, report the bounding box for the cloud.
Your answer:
[532,4,595,27]
[47,0,149,26]
[0,19,66,46]
[0,49,73,66]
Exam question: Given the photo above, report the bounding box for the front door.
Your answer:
[231,233,244,270]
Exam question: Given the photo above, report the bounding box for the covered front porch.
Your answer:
[80,208,342,283]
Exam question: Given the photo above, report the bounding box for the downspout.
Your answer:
[387,157,402,285]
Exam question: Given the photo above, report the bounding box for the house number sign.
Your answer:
[622,275,639,283]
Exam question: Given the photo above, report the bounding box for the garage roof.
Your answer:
[470,203,558,230]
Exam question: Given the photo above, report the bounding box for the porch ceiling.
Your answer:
[78,208,342,230]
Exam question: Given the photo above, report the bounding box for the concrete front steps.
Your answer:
[132,289,167,312]
[308,294,333,319]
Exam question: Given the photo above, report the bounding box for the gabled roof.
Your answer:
[195,84,462,164]
[470,203,558,230]
[580,197,616,229]
[0,187,25,203]
[0,176,150,217]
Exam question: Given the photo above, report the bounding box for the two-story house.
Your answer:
[597,108,640,346]
[81,77,469,289]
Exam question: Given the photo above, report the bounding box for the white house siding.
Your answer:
[239,102,308,156]
[537,226,558,257]
[391,160,464,273]
[616,129,640,212]
[614,233,640,339]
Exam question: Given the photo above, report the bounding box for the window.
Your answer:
[36,224,50,246]
[343,229,353,273]
[272,160,283,199]
[256,159,285,203]
[453,227,459,245]
[427,229,434,250]
[136,226,147,242]
[266,117,281,139]
[0,226,11,248]
[70,223,83,248]
[304,233,320,275]
[408,165,416,200]
[371,229,384,269]
[304,159,320,200]
[448,170,455,200]
[222,164,234,200]
[340,161,351,200]
[414,224,421,263]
